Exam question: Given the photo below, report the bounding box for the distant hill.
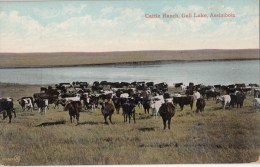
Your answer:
[0,49,259,68]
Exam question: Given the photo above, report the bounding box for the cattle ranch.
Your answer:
[0,83,259,165]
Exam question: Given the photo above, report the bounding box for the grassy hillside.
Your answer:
[0,83,259,165]
[0,49,259,68]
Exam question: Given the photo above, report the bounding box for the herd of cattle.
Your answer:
[1,81,260,129]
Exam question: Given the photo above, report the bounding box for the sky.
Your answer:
[0,0,259,52]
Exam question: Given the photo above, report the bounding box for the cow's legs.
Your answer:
[104,115,108,124]
[168,118,171,129]
[13,109,16,118]
[133,113,136,124]
[109,114,113,124]
[3,112,7,120]
[162,118,167,130]
[8,113,12,123]
[76,113,79,124]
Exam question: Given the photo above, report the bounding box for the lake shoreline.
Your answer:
[0,49,259,68]
[0,57,258,69]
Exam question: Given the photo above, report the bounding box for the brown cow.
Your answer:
[158,102,175,129]
[64,101,82,124]
[173,96,194,110]
[100,102,115,124]
[196,98,206,113]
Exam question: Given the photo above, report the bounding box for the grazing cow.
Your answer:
[17,97,33,111]
[173,96,194,111]
[64,101,82,124]
[53,99,65,109]
[100,102,115,124]
[122,100,136,124]
[0,98,16,123]
[158,102,175,130]
[216,95,231,110]
[196,98,206,113]
[253,98,260,110]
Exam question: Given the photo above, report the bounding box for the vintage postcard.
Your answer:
[0,0,259,165]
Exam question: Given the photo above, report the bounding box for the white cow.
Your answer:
[64,94,81,102]
[253,98,260,111]
[120,93,129,99]
[150,95,164,118]
[193,91,201,101]
[216,95,231,110]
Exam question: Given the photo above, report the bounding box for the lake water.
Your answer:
[0,60,259,85]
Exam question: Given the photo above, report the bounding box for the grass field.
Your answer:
[0,83,260,165]
[0,49,259,68]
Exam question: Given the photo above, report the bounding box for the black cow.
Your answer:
[230,92,246,108]
[0,98,16,123]
[158,102,175,129]
[206,90,220,100]
[112,97,123,114]
[173,96,194,110]
[142,99,150,114]
[122,100,136,124]
[196,98,206,113]
[175,83,183,88]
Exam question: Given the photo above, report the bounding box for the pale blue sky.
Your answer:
[0,0,259,52]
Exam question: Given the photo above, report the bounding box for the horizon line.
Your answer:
[0,48,259,54]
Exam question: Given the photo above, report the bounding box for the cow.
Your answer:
[230,92,246,108]
[253,98,260,111]
[193,91,201,101]
[150,95,164,118]
[142,99,150,114]
[64,93,81,102]
[173,96,194,111]
[53,99,65,109]
[82,94,98,112]
[122,100,136,124]
[174,83,183,88]
[100,102,115,124]
[196,98,206,113]
[112,96,122,114]
[0,98,16,123]
[17,97,34,111]
[35,99,48,115]
[64,101,82,124]
[158,102,175,130]
[216,95,231,110]
[206,90,220,100]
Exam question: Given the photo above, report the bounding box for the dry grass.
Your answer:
[0,83,260,165]
[0,49,259,68]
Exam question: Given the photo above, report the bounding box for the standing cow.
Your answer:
[0,98,16,123]
[196,98,206,113]
[100,102,115,125]
[64,101,82,124]
[158,102,175,129]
